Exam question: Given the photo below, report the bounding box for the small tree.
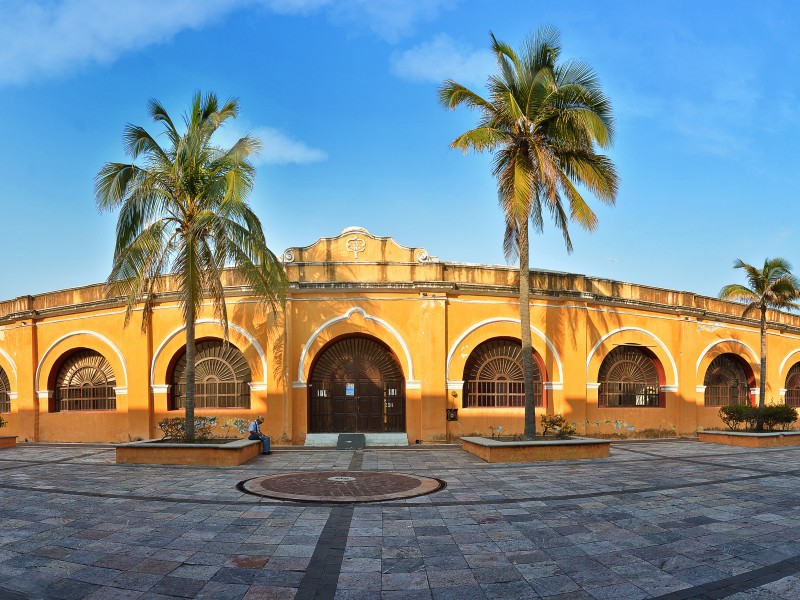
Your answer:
[719,258,800,430]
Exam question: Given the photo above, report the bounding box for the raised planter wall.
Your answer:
[116,438,262,466]
[460,436,610,463]
[0,436,17,449]
[698,430,800,448]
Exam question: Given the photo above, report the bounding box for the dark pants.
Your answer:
[249,433,271,453]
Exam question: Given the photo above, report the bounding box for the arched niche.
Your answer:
[296,308,413,385]
[587,328,677,389]
[446,318,561,388]
[151,319,266,390]
[36,331,127,393]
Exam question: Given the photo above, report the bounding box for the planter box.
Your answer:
[460,436,610,463]
[116,438,262,466]
[698,430,800,448]
[0,436,17,449]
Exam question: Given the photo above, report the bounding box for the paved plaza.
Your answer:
[2,440,800,599]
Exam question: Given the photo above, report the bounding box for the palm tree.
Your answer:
[439,28,618,438]
[719,258,800,430]
[96,92,287,440]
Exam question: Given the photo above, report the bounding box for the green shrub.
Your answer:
[762,405,798,431]
[0,415,6,429]
[540,414,575,439]
[157,416,218,441]
[719,405,754,431]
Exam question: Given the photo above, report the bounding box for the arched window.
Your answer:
[0,367,9,413]
[462,339,543,408]
[785,363,800,407]
[54,350,116,411]
[171,340,251,409]
[598,345,661,407]
[704,354,750,407]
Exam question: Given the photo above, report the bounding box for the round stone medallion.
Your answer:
[240,470,445,503]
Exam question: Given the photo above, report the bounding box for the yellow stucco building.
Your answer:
[2,227,800,444]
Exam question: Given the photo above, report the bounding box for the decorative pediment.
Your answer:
[283,227,435,264]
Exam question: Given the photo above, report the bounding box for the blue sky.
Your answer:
[1,0,799,302]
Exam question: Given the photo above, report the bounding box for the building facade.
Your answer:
[2,227,800,444]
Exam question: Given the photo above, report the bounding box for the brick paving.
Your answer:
[241,471,444,502]
[2,440,800,598]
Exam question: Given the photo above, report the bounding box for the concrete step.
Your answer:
[304,433,409,447]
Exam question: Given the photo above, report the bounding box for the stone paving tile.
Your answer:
[7,442,800,598]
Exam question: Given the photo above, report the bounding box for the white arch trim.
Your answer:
[0,348,17,382]
[150,319,267,387]
[445,318,563,385]
[695,338,759,377]
[778,349,800,378]
[35,330,129,390]
[296,307,414,383]
[586,327,679,386]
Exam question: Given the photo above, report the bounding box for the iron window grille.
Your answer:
[171,340,252,410]
[785,363,800,407]
[598,346,660,407]
[704,354,750,407]
[0,367,9,413]
[54,350,116,411]
[463,339,543,408]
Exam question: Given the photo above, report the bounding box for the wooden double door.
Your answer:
[309,336,405,433]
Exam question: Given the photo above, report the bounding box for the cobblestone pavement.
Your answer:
[2,439,800,599]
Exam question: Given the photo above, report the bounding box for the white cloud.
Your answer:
[328,0,455,43]
[0,0,240,86]
[0,0,455,88]
[391,34,494,86]
[253,126,328,165]
[214,123,327,166]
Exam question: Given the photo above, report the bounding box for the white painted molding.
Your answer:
[292,381,308,389]
[151,385,170,394]
[779,349,800,378]
[0,348,17,381]
[586,382,600,390]
[405,380,421,390]
[296,307,414,383]
[544,382,563,391]
[750,388,760,396]
[113,386,128,395]
[34,330,129,390]
[150,319,267,388]
[780,388,787,397]
[249,383,267,392]
[446,380,464,391]
[586,327,679,387]
[695,339,759,377]
[8,393,18,400]
[36,390,53,399]
[445,317,563,386]
[660,385,678,393]
[696,385,707,393]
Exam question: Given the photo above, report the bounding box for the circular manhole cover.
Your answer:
[240,470,445,503]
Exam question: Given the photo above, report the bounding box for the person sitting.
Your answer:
[248,416,271,455]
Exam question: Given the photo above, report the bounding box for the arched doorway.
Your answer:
[309,336,405,433]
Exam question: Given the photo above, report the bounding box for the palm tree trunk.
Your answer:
[757,308,767,430]
[519,220,537,440]
[185,306,196,441]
